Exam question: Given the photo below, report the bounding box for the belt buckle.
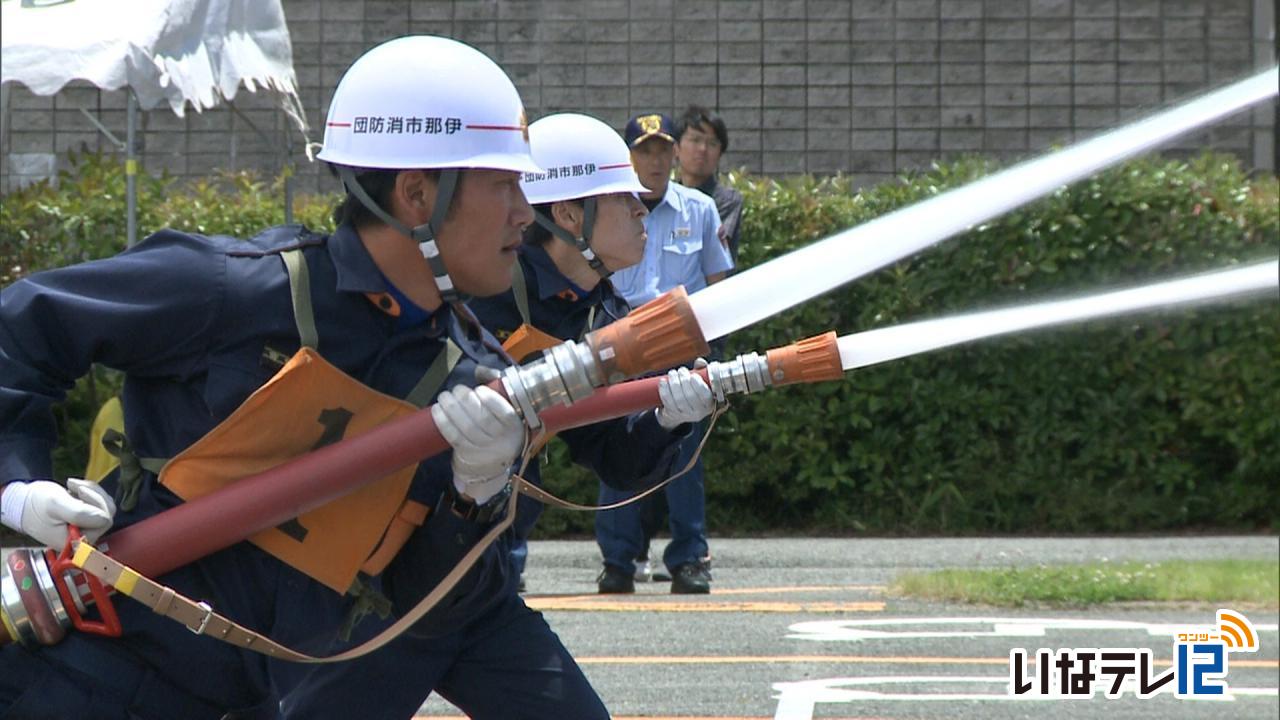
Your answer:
[447,483,510,523]
[188,601,213,635]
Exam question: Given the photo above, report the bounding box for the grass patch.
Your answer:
[891,559,1280,607]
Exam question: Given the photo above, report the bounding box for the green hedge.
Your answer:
[3,152,1277,535]
[2,152,335,284]
[540,154,1279,536]
[0,153,336,475]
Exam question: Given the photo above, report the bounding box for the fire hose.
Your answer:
[0,327,843,650]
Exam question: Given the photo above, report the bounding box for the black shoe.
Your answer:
[597,565,635,594]
[670,562,711,594]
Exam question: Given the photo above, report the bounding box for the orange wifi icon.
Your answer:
[1218,609,1258,651]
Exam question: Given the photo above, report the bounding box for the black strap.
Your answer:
[511,259,532,326]
[581,197,598,261]
[337,167,468,304]
[533,201,610,278]
[417,170,462,303]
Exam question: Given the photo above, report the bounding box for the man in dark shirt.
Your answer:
[676,105,744,264]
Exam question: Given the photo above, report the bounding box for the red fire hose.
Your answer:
[1,329,842,648]
[0,375,667,648]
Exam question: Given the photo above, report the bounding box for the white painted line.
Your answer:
[771,676,1279,719]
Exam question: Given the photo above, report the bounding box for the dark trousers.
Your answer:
[1,633,226,720]
[507,491,544,577]
[0,542,346,720]
[280,590,608,719]
[595,424,708,575]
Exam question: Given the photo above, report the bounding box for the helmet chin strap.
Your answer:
[533,197,610,278]
[338,166,466,304]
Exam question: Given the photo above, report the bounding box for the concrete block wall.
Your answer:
[1,0,1274,195]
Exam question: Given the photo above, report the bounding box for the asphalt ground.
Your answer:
[418,535,1280,719]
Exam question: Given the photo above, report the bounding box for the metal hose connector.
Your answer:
[705,352,773,402]
[499,340,603,429]
[1,548,70,647]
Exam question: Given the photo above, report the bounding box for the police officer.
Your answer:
[595,113,734,595]
[278,112,716,719]
[0,35,544,718]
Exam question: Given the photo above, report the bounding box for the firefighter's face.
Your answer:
[434,169,535,297]
[589,193,649,272]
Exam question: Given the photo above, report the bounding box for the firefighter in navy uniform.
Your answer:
[0,35,557,719]
[277,113,716,718]
[478,112,715,591]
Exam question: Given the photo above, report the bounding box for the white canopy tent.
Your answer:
[1,0,310,245]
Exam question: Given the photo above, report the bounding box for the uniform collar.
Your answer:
[379,271,446,330]
[328,222,387,294]
[652,181,686,214]
[521,243,596,303]
[694,175,719,196]
[329,222,448,331]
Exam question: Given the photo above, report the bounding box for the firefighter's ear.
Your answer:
[550,200,583,236]
[393,170,437,222]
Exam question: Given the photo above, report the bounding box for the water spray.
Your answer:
[837,259,1278,370]
[500,67,1278,424]
[545,259,1279,426]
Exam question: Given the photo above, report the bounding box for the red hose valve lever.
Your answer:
[46,526,123,638]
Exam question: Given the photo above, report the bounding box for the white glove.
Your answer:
[431,384,525,505]
[655,360,715,430]
[0,479,117,549]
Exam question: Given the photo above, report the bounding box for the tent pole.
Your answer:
[126,91,138,247]
[284,120,294,225]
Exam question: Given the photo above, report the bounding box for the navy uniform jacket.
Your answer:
[387,244,686,627]
[0,224,671,709]
[2,224,496,503]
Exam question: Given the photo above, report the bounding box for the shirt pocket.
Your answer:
[660,235,704,285]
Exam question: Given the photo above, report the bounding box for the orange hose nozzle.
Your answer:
[765,331,843,387]
[585,287,709,383]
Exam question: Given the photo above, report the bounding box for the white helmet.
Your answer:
[521,113,649,204]
[317,35,538,173]
[521,113,650,277]
[318,36,539,304]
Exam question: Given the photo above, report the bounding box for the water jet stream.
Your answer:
[689,67,1278,343]
[837,259,1278,370]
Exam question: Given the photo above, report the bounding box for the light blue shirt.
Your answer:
[610,181,732,308]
